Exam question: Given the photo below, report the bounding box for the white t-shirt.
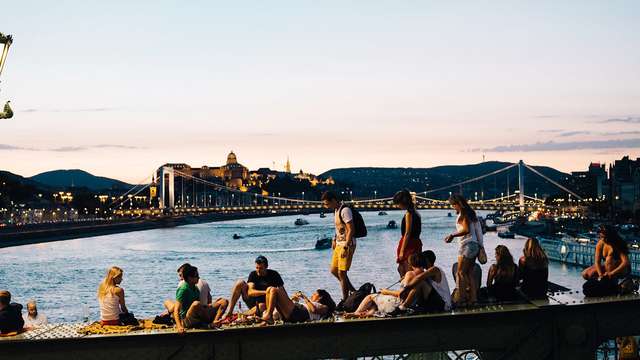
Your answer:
[334,206,355,246]
[24,313,48,328]
[178,279,212,305]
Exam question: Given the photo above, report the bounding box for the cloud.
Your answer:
[19,107,119,113]
[49,146,87,152]
[538,129,564,133]
[598,117,640,124]
[558,131,591,137]
[534,115,560,119]
[475,138,640,153]
[94,144,144,150]
[600,131,640,136]
[0,144,39,151]
[0,144,143,152]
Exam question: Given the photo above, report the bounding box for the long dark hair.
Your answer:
[316,289,336,318]
[449,194,477,222]
[495,245,516,279]
[393,189,415,211]
[599,225,629,255]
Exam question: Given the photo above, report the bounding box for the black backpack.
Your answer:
[338,204,367,238]
[336,283,376,312]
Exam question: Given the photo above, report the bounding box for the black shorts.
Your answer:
[286,304,310,323]
[244,296,265,310]
[419,289,445,313]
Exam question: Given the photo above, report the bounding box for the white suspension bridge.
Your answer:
[110,160,584,217]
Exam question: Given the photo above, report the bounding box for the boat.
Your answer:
[378,211,388,216]
[314,238,332,250]
[294,218,309,226]
[387,220,398,229]
[232,234,242,240]
[447,212,453,217]
[319,213,326,218]
[498,231,515,239]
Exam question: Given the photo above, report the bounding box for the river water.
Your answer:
[0,210,584,323]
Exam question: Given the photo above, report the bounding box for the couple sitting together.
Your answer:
[347,250,451,318]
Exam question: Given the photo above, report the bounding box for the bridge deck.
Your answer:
[3,291,640,360]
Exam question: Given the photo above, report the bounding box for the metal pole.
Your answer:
[518,160,525,213]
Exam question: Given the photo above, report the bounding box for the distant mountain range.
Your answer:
[29,170,132,191]
[321,161,569,199]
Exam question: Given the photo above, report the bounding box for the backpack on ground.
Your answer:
[336,282,376,312]
[338,204,367,238]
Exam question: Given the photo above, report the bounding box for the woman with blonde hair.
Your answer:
[445,194,484,306]
[518,237,549,299]
[97,266,128,325]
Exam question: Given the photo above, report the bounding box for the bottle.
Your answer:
[82,304,90,323]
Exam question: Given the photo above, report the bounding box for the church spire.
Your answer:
[285,156,291,173]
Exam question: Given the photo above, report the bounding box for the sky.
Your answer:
[1,1,639,183]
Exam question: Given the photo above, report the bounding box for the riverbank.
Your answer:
[0,210,325,249]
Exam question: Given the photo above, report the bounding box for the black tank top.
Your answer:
[401,210,421,239]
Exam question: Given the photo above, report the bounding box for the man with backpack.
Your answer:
[322,191,367,301]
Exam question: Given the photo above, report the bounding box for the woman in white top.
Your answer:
[445,194,483,306]
[97,266,128,326]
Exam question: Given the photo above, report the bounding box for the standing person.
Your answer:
[445,194,483,306]
[518,237,549,299]
[393,189,423,277]
[97,266,128,326]
[223,255,284,318]
[0,290,24,335]
[487,245,519,302]
[322,191,356,301]
[24,300,48,330]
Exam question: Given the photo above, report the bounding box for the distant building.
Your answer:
[568,162,607,199]
[162,151,249,189]
[609,156,640,215]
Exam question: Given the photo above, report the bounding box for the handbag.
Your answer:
[477,246,488,265]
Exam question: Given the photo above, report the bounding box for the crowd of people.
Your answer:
[0,191,634,336]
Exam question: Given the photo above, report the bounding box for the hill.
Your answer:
[30,169,132,191]
[320,161,569,199]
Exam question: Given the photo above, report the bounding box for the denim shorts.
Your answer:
[459,241,480,259]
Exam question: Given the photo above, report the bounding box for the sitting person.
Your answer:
[401,250,452,312]
[164,263,223,317]
[261,288,335,323]
[487,245,519,302]
[173,265,228,333]
[224,255,284,318]
[98,266,129,326]
[24,300,48,330]
[0,290,24,335]
[582,225,631,297]
[518,237,549,299]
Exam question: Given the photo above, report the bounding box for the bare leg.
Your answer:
[225,280,249,317]
[163,299,176,315]
[455,256,468,305]
[211,298,228,325]
[397,261,409,278]
[338,270,356,300]
[262,287,295,321]
[353,294,377,314]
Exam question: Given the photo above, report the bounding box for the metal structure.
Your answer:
[111,160,581,216]
[3,292,640,360]
[0,32,13,119]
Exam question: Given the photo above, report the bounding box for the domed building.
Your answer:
[221,151,249,188]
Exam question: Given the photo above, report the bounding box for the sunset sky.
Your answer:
[1,1,639,183]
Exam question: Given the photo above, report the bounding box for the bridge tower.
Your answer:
[157,166,175,209]
[518,160,525,213]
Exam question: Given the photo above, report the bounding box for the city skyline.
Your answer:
[1,1,639,182]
